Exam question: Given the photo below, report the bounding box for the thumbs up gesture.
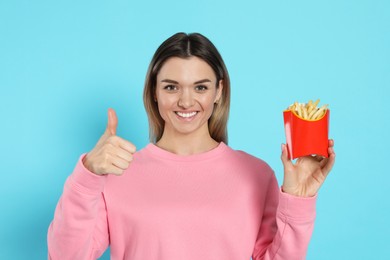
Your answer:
[82,108,136,176]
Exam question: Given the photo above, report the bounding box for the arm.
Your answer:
[47,154,109,260]
[253,140,335,259]
[47,108,136,259]
[252,175,316,260]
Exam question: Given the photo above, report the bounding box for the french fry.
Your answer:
[311,108,323,120]
[296,102,302,117]
[306,100,313,113]
[287,99,328,121]
[308,107,318,119]
[315,105,328,120]
[302,105,308,119]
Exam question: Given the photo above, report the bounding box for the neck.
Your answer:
[156,130,219,156]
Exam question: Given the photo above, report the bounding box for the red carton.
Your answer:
[283,109,330,160]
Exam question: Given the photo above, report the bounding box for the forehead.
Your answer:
[157,57,216,82]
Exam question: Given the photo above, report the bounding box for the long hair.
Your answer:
[143,32,231,144]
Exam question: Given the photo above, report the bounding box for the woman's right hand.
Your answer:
[82,108,136,176]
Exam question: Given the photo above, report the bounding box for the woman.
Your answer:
[48,32,336,259]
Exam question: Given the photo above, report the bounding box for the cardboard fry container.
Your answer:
[283,109,330,160]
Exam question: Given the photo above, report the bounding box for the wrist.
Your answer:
[82,153,96,174]
[281,185,316,198]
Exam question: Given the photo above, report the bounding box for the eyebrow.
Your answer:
[161,79,212,84]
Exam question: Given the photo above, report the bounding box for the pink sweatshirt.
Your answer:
[48,142,316,260]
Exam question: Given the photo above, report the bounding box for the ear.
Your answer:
[215,79,223,103]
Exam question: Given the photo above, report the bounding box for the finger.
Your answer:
[328,139,334,148]
[320,139,335,168]
[106,108,118,136]
[280,144,293,169]
[319,139,335,167]
[106,164,125,176]
[111,146,134,162]
[108,135,136,153]
[319,157,329,168]
[119,139,137,154]
[107,136,137,156]
[111,156,131,170]
[322,148,336,177]
[318,139,334,167]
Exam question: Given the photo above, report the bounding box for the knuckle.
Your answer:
[115,169,125,176]
[108,136,118,145]
[129,143,136,152]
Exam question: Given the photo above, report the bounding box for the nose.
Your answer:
[178,88,195,108]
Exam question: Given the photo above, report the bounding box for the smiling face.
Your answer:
[155,56,223,140]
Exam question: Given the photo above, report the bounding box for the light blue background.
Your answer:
[1,0,389,259]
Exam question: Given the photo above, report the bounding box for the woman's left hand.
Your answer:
[280,139,336,197]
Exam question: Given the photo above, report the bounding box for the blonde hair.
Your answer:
[143,32,231,144]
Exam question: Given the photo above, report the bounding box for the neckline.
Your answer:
[145,142,228,162]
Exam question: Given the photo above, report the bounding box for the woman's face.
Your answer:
[155,56,223,138]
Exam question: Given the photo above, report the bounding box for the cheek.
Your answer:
[156,95,175,117]
[200,96,217,116]
[157,100,168,115]
[203,94,217,108]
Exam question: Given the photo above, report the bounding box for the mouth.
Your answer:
[175,111,198,119]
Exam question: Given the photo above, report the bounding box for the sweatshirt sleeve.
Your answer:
[252,173,317,260]
[47,153,110,260]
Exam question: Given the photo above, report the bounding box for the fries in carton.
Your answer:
[283,99,329,160]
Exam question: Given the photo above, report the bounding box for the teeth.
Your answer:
[176,112,197,118]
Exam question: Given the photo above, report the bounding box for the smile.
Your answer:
[175,111,198,118]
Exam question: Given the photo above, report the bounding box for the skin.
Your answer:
[281,140,336,197]
[83,108,136,176]
[155,56,223,155]
[83,56,336,197]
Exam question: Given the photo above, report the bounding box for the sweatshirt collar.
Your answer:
[145,142,229,162]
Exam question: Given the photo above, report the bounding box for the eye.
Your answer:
[195,85,208,92]
[163,85,178,91]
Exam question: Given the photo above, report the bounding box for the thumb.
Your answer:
[280,144,293,169]
[106,108,118,136]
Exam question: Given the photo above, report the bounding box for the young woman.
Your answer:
[48,32,336,259]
